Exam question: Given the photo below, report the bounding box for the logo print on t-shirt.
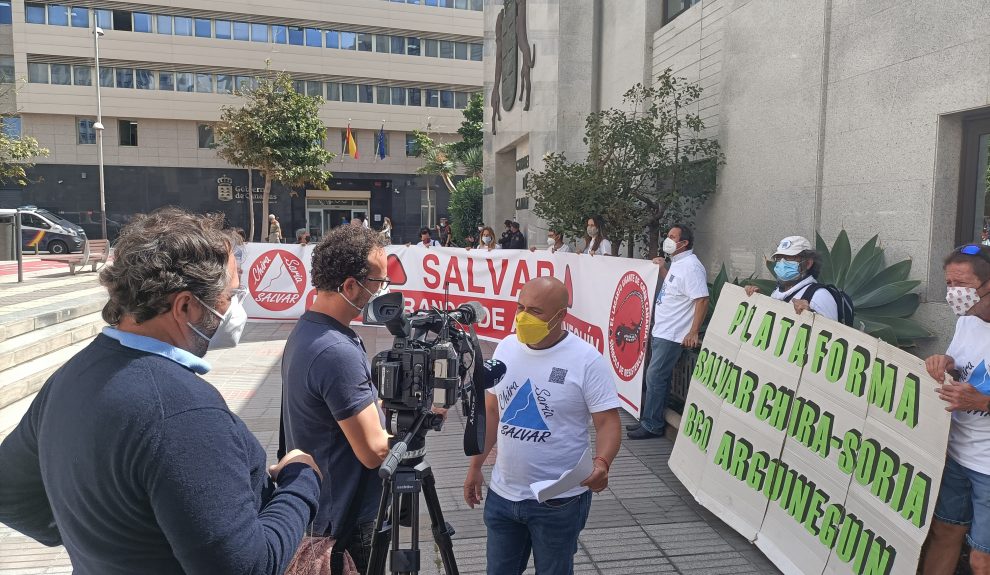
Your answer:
[501,380,550,431]
[969,360,990,394]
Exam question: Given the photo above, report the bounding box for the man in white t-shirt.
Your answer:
[744,236,838,321]
[463,276,621,575]
[921,244,990,574]
[628,224,709,440]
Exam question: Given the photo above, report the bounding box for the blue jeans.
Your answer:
[484,490,592,575]
[934,456,990,554]
[640,337,685,435]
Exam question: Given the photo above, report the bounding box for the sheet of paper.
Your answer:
[529,447,594,503]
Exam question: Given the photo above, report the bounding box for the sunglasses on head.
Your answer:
[957,244,990,264]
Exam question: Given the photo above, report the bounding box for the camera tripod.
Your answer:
[366,410,459,575]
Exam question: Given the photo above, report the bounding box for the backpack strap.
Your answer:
[781,282,820,303]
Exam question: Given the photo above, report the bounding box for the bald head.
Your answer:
[520,276,568,311]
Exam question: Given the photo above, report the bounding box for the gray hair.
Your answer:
[99,208,237,325]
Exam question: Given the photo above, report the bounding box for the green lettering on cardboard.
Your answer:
[895,374,920,429]
[803,488,828,537]
[901,472,931,529]
[819,503,845,548]
[810,412,834,459]
[740,305,757,342]
[751,311,775,351]
[769,387,793,431]
[852,528,877,575]
[728,302,748,335]
[867,360,896,413]
[786,475,813,523]
[730,437,753,481]
[787,324,811,367]
[836,513,864,563]
[713,432,734,470]
[838,430,861,475]
[735,371,758,413]
[755,384,775,422]
[826,338,849,384]
[860,537,896,575]
[811,330,832,374]
[692,349,709,380]
[747,451,769,491]
[870,448,899,504]
[845,346,871,397]
[774,317,794,358]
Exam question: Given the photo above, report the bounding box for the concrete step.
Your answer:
[0,292,107,343]
[0,312,105,372]
[0,338,94,410]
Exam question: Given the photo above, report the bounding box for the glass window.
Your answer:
[235,76,256,93]
[2,116,21,138]
[357,33,373,52]
[174,16,192,36]
[470,0,483,10]
[232,21,249,41]
[0,56,14,83]
[156,15,172,34]
[391,36,406,54]
[470,43,483,61]
[341,83,357,102]
[391,87,406,106]
[358,84,374,103]
[454,91,468,109]
[27,63,48,84]
[95,9,111,29]
[455,42,468,60]
[176,72,194,92]
[377,86,390,105]
[664,0,701,24]
[215,20,231,39]
[47,4,69,26]
[133,12,152,33]
[424,39,438,57]
[194,18,211,37]
[0,1,11,25]
[425,0,438,6]
[408,0,420,4]
[326,82,340,101]
[216,74,233,94]
[73,65,91,86]
[305,28,321,47]
[25,3,45,24]
[326,30,339,49]
[340,31,356,50]
[99,67,113,87]
[455,0,468,9]
[439,40,453,59]
[375,35,390,54]
[112,10,132,32]
[407,37,421,56]
[271,25,287,43]
[77,118,96,144]
[440,90,454,108]
[118,119,138,146]
[195,74,213,93]
[288,26,303,45]
[406,133,418,156]
[159,71,174,90]
[407,88,421,106]
[251,23,267,42]
[292,80,305,94]
[198,124,214,148]
[69,7,87,28]
[115,68,133,89]
[136,69,154,90]
[425,89,439,107]
[306,80,323,98]
[50,64,71,85]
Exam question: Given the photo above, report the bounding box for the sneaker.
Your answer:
[627,427,662,440]
[625,423,642,431]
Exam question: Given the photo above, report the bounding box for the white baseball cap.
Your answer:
[773,236,813,257]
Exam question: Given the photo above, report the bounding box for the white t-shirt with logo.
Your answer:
[651,250,709,343]
[770,275,839,321]
[582,238,612,255]
[946,316,990,474]
[487,333,620,502]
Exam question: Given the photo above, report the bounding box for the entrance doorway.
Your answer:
[958,115,990,244]
[305,191,371,240]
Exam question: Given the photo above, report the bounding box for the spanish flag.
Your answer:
[345,124,359,159]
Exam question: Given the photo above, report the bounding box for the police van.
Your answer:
[19,206,86,254]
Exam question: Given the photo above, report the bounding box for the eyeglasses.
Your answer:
[956,244,990,264]
[365,276,391,291]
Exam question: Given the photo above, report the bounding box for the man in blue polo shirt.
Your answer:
[0,208,322,574]
[281,225,391,573]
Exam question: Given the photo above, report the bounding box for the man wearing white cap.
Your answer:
[745,235,839,320]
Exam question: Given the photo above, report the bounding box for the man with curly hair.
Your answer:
[0,207,323,574]
[281,224,391,573]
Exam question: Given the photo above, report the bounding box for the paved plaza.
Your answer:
[0,272,780,574]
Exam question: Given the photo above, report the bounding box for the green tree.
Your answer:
[0,111,48,186]
[412,129,457,194]
[526,69,723,257]
[214,71,334,241]
[452,93,483,157]
[449,176,483,246]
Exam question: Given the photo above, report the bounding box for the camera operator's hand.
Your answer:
[580,462,609,493]
[431,406,448,420]
[268,449,322,482]
[464,466,485,508]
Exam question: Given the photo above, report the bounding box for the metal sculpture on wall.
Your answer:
[491,0,536,135]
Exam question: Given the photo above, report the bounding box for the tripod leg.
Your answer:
[367,476,393,575]
[420,466,459,575]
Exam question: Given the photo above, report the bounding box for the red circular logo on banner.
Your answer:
[608,272,651,381]
[248,250,307,312]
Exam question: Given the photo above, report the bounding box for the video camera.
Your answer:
[363,292,504,472]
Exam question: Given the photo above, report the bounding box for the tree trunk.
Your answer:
[247,169,255,242]
[627,230,634,258]
[261,173,272,242]
[647,221,661,259]
[441,173,457,195]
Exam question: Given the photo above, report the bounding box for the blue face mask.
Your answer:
[774,260,802,282]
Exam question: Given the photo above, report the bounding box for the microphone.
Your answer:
[463,358,507,456]
[482,359,506,390]
[448,301,486,326]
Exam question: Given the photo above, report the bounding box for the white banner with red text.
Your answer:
[239,243,660,414]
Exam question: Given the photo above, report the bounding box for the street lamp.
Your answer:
[93,24,107,240]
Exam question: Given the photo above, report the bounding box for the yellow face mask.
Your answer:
[515,309,564,345]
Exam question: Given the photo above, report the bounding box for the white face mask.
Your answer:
[662,237,679,255]
[946,286,981,316]
[482,236,493,245]
[188,293,248,351]
[548,236,555,248]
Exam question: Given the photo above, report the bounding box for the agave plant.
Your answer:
[732,230,928,347]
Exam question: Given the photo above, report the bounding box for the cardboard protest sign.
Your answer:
[239,243,659,414]
[669,284,950,575]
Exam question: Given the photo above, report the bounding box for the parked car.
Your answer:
[53,210,123,242]
[18,208,85,254]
